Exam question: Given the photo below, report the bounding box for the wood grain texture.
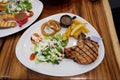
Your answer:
[0,0,120,79]
[102,0,120,68]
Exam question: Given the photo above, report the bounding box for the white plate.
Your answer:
[16,13,105,77]
[0,0,43,38]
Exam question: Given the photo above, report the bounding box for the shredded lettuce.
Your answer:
[31,33,69,64]
[5,0,32,14]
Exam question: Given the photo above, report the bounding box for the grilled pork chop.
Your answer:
[64,33,99,64]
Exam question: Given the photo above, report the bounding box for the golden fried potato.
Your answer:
[71,23,86,36]
[72,19,82,25]
[66,27,72,37]
[73,27,89,39]
[62,19,89,39]
[62,33,67,40]
[62,27,72,39]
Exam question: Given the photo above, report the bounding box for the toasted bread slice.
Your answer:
[0,14,15,20]
[0,20,16,28]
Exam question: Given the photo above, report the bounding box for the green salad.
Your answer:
[5,0,32,14]
[31,34,69,64]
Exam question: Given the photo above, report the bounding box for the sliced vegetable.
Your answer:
[61,39,69,47]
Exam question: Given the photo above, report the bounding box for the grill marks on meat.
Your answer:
[75,47,93,64]
[64,33,99,64]
[85,39,99,55]
[65,46,89,64]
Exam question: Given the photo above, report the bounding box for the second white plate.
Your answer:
[0,0,43,38]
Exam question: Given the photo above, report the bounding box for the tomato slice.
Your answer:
[30,53,36,60]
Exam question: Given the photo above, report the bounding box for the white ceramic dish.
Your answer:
[16,13,105,77]
[0,0,43,38]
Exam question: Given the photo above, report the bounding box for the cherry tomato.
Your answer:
[30,53,36,60]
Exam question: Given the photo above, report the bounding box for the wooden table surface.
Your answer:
[0,0,120,79]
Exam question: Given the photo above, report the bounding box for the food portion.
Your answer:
[0,0,33,28]
[41,20,61,36]
[0,14,16,28]
[30,14,100,65]
[5,0,32,14]
[0,14,15,20]
[0,0,8,4]
[62,19,89,39]
[15,12,28,27]
[31,33,42,44]
[30,34,69,64]
[0,0,8,11]
[64,33,99,64]
[0,5,6,11]
[0,19,16,27]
